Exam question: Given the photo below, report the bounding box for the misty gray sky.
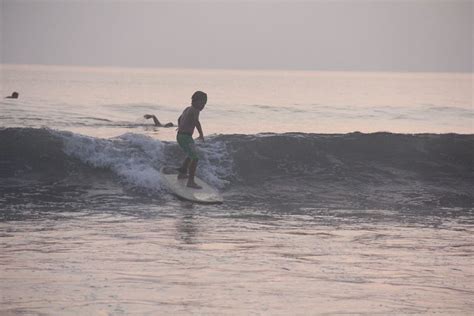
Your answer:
[1,0,472,72]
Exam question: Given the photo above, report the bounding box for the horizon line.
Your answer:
[1,62,472,75]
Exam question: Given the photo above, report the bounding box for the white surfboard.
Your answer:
[160,166,223,204]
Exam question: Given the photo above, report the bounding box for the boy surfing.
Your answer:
[176,91,207,189]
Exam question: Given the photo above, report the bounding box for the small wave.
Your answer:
[59,131,166,193]
[77,116,113,122]
[1,128,473,209]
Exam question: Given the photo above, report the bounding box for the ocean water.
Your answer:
[1,64,473,314]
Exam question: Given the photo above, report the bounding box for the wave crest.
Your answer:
[1,128,473,208]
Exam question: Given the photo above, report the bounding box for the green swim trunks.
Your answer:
[177,133,199,160]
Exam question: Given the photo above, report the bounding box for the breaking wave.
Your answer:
[1,128,473,209]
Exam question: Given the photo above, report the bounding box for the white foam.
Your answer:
[196,138,233,189]
[56,130,232,193]
[58,131,166,193]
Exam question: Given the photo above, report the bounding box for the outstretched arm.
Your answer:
[144,114,162,126]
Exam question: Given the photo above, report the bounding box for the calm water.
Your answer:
[1,64,472,138]
[1,64,473,314]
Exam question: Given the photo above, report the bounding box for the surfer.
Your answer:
[143,114,174,127]
[176,91,207,189]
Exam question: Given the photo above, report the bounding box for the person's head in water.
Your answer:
[191,91,207,111]
[6,91,19,99]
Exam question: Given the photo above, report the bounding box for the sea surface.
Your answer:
[1,64,473,314]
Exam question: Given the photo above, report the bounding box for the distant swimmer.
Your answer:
[143,114,174,127]
[5,92,19,99]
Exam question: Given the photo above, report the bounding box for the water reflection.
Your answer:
[176,204,199,244]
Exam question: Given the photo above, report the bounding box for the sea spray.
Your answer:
[59,131,166,193]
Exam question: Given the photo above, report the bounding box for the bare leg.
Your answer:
[187,159,202,189]
[177,157,190,179]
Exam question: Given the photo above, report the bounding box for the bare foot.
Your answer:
[186,181,202,189]
[177,173,188,179]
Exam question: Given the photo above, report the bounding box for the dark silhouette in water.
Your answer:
[144,114,174,127]
[5,92,19,99]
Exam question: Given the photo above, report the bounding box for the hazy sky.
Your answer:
[1,0,472,72]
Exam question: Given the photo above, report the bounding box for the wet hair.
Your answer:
[192,91,207,103]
